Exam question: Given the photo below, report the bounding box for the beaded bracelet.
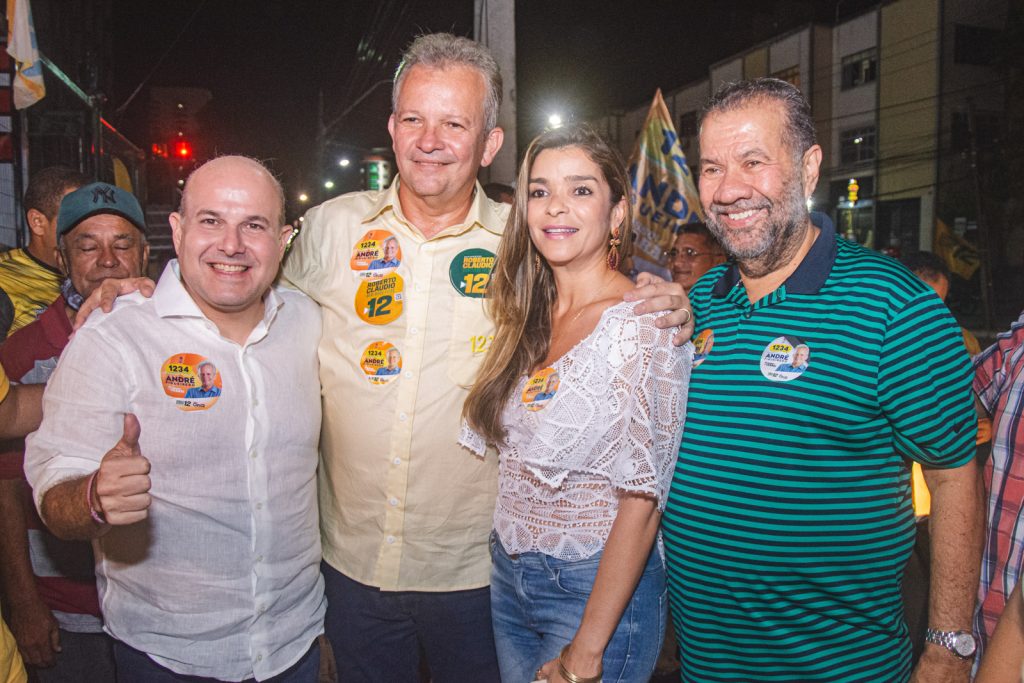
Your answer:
[557,645,601,683]
[85,471,107,525]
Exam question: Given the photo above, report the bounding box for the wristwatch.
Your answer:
[924,629,977,659]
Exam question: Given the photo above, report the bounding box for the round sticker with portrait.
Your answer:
[692,328,715,368]
[160,353,223,411]
[350,229,402,279]
[361,341,402,385]
[355,273,405,325]
[760,336,811,382]
[449,248,495,298]
[521,367,560,412]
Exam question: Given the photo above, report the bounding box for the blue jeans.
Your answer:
[112,638,319,683]
[32,629,115,683]
[490,533,666,683]
[321,561,500,683]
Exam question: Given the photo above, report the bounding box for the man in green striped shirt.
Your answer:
[663,78,983,682]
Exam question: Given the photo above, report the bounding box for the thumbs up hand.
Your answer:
[92,413,152,525]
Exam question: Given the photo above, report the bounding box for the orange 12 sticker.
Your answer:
[361,341,402,385]
[692,329,714,368]
[350,229,402,279]
[160,353,223,412]
[521,367,560,412]
[355,273,404,325]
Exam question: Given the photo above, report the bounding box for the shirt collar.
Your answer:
[711,212,837,298]
[153,260,284,330]
[361,176,504,238]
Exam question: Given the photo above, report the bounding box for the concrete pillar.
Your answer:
[474,0,517,186]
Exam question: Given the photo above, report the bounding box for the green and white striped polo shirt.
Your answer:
[663,223,976,682]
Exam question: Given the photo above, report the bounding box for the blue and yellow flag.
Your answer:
[6,0,45,109]
[627,90,703,269]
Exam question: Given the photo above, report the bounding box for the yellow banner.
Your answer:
[933,219,979,280]
[627,90,703,267]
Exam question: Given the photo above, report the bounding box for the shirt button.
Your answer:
[255,502,263,510]
[250,451,257,459]
[256,654,263,662]
[398,412,408,421]
[403,371,413,379]
[389,498,399,506]
[386,535,396,544]
[410,327,419,335]
[256,555,263,563]
[392,457,401,466]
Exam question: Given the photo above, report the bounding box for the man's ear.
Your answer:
[801,144,823,198]
[26,208,48,237]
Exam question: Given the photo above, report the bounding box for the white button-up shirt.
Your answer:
[25,261,325,681]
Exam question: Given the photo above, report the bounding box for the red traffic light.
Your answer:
[173,140,193,159]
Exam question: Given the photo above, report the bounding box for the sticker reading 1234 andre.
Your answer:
[160,353,223,411]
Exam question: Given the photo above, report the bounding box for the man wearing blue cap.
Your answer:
[0,182,148,683]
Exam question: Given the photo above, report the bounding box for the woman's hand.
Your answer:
[535,642,602,683]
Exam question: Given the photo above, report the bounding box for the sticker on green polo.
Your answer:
[760,336,811,382]
[449,248,495,298]
[692,329,714,368]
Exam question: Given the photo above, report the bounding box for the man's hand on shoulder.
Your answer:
[623,272,694,346]
[93,413,152,525]
[73,276,155,331]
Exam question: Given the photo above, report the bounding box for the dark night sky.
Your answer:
[109,0,878,204]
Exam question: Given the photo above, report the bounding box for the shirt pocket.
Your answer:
[447,295,492,388]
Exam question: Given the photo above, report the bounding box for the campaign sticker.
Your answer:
[160,353,222,412]
[449,248,496,298]
[521,367,560,412]
[350,229,402,279]
[760,336,811,382]
[692,329,715,368]
[361,342,402,385]
[355,273,405,325]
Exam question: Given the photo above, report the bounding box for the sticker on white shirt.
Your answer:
[760,336,811,382]
[522,367,560,411]
[449,248,495,298]
[160,353,222,411]
[350,229,402,279]
[361,341,402,385]
[355,273,404,325]
[693,328,714,368]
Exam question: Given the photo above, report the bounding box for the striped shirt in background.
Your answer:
[973,310,1024,657]
[663,222,976,682]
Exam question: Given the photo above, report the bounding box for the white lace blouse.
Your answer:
[460,301,691,561]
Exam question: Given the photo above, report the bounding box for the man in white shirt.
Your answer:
[24,156,325,683]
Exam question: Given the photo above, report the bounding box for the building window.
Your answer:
[951,111,1001,151]
[954,24,1000,66]
[839,126,876,165]
[841,49,877,90]
[679,111,697,138]
[771,65,800,88]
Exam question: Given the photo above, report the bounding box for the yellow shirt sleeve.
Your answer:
[0,365,9,404]
[0,604,27,683]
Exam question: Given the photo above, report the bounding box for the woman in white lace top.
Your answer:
[462,124,691,683]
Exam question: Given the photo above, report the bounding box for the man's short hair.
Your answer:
[179,156,286,228]
[701,78,817,159]
[393,33,503,133]
[900,251,950,283]
[678,221,723,250]
[24,167,90,220]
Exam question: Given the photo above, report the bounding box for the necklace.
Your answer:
[548,275,617,354]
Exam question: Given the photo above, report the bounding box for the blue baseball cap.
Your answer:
[57,182,147,239]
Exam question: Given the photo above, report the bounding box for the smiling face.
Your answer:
[698,100,820,274]
[383,238,398,262]
[670,232,725,290]
[58,214,148,299]
[388,64,503,213]
[199,363,217,391]
[526,146,626,270]
[169,157,291,326]
[792,345,809,367]
[386,348,400,370]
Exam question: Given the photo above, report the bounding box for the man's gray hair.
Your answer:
[197,360,217,374]
[701,78,817,158]
[393,33,503,133]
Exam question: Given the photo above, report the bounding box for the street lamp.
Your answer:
[298,192,309,203]
[324,180,335,190]
[338,158,351,168]
[548,113,563,129]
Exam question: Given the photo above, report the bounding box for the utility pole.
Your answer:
[967,100,995,331]
[474,0,516,186]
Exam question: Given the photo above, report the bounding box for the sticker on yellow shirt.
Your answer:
[160,353,222,411]
[350,229,402,279]
[522,367,560,412]
[355,273,405,325]
[449,248,495,298]
[760,336,811,382]
[692,329,714,368]
[361,341,402,385]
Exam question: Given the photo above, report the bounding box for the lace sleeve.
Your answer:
[521,305,691,506]
[458,419,488,457]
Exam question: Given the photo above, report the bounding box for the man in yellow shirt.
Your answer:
[0,367,30,683]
